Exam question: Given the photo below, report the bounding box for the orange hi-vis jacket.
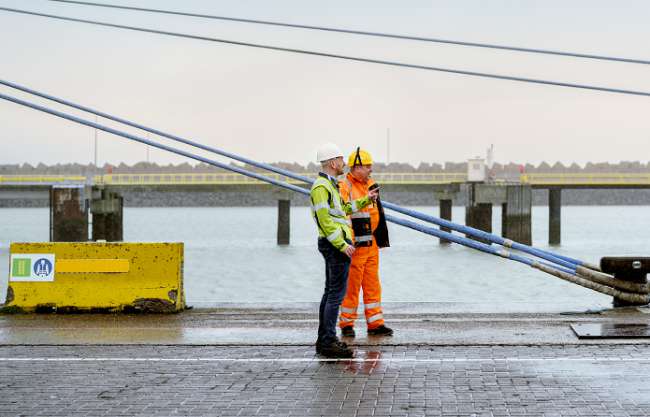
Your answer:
[338,173,385,329]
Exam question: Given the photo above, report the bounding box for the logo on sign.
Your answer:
[34,258,53,278]
[12,258,32,277]
[10,254,56,282]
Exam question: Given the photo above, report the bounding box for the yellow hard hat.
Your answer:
[348,147,373,167]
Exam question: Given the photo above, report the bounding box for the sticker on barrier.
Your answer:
[9,254,56,282]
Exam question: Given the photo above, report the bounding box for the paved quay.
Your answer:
[1,303,650,416]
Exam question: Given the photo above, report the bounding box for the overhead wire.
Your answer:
[2,7,650,98]
[47,0,650,66]
[1,90,647,303]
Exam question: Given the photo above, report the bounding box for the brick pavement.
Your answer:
[1,345,650,416]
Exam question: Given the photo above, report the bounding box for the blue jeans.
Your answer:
[317,238,351,345]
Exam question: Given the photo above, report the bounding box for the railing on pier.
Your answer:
[2,172,650,186]
[0,175,87,185]
[96,172,468,185]
[521,173,650,186]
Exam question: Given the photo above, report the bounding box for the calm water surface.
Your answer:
[1,206,649,311]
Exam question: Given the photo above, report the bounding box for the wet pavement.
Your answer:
[1,303,650,416]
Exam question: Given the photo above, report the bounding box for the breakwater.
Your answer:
[4,187,650,208]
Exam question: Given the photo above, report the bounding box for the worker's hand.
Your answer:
[343,244,356,258]
[368,187,379,202]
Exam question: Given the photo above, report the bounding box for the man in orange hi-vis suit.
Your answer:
[338,147,393,337]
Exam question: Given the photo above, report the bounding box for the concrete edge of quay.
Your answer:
[1,302,649,346]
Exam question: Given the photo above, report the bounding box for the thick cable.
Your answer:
[3,91,642,301]
[48,0,650,66]
[0,92,560,267]
[2,7,650,98]
[0,78,594,271]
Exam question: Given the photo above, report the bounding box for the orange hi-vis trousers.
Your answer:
[338,243,383,330]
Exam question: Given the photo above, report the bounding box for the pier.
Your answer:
[2,172,650,245]
[2,304,650,416]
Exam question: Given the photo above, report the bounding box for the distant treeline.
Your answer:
[1,160,650,175]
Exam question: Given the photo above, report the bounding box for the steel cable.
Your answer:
[47,0,650,66]
[2,7,650,98]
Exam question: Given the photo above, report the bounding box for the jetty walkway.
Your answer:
[1,303,650,416]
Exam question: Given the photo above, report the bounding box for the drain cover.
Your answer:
[571,323,650,338]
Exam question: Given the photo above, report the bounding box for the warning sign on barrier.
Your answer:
[9,254,56,282]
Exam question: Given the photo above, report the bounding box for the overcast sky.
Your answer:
[1,0,649,167]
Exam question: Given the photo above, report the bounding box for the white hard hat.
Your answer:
[316,143,344,162]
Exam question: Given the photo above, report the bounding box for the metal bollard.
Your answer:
[600,257,650,307]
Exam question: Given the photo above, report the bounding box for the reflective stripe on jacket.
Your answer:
[339,174,380,241]
[310,173,371,252]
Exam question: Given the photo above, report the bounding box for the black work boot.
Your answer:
[341,326,355,338]
[318,340,354,358]
[367,325,394,336]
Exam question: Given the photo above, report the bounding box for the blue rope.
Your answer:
[0,78,586,271]
[0,91,584,282]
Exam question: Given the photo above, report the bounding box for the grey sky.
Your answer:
[1,0,649,167]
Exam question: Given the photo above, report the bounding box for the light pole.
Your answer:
[94,115,98,167]
[386,128,391,165]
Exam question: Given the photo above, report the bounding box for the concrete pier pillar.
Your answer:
[439,199,452,245]
[502,185,532,245]
[277,199,290,245]
[549,188,562,246]
[466,203,492,238]
[465,183,492,243]
[49,186,88,242]
[91,187,123,242]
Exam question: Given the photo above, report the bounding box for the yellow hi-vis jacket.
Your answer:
[310,172,371,252]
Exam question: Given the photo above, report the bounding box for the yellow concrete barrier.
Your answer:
[3,242,184,313]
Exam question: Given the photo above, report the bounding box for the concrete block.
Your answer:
[4,242,185,313]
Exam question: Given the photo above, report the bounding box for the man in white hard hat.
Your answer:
[310,143,378,358]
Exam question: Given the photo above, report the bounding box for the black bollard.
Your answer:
[600,257,650,307]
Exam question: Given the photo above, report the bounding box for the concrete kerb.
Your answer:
[1,303,649,346]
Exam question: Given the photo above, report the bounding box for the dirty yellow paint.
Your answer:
[56,259,130,273]
[5,242,184,313]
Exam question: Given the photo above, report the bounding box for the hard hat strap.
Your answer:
[353,146,363,167]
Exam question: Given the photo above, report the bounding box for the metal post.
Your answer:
[277,199,290,245]
[549,188,562,246]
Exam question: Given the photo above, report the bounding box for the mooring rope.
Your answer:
[3,92,646,302]
[0,79,598,273]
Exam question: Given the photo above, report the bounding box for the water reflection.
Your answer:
[344,350,383,374]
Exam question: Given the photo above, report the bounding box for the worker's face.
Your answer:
[351,164,372,182]
[332,156,345,176]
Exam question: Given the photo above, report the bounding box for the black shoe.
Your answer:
[316,338,347,354]
[318,340,354,358]
[341,326,355,338]
[367,325,393,336]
